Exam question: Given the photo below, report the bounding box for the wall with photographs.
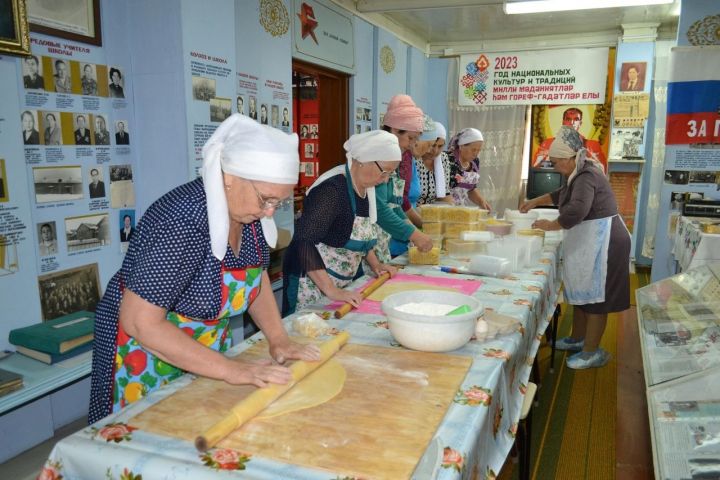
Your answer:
[650,0,720,282]
[351,16,375,136]
[0,0,137,351]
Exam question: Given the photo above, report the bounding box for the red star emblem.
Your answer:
[297,3,319,45]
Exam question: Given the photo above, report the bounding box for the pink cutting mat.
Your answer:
[328,273,483,316]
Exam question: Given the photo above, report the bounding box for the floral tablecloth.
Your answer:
[673,216,720,272]
[40,244,561,480]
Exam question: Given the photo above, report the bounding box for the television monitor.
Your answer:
[527,168,565,199]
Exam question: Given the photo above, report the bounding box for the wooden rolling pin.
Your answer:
[195,331,350,451]
[334,272,391,319]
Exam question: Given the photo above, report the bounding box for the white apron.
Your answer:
[562,215,614,305]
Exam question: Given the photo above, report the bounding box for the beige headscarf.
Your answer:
[201,114,299,260]
[548,126,603,185]
[307,130,401,223]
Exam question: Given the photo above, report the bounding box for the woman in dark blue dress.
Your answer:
[89,115,319,423]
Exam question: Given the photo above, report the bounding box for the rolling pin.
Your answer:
[334,272,391,319]
[195,331,350,452]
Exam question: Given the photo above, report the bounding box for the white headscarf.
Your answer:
[457,127,484,145]
[201,114,299,260]
[432,121,448,198]
[548,126,603,186]
[307,130,401,223]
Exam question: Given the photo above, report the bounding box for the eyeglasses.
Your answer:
[249,181,292,211]
[373,161,393,177]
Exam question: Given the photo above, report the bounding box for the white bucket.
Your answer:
[504,209,538,234]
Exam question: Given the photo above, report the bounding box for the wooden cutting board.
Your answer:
[130,341,473,479]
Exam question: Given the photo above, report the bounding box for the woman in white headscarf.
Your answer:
[520,126,630,370]
[89,114,319,423]
[283,130,400,315]
[415,120,452,207]
[446,127,491,210]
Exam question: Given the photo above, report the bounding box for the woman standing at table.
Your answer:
[446,128,491,210]
[89,115,319,423]
[415,121,451,207]
[520,126,630,369]
[374,94,433,261]
[282,130,400,315]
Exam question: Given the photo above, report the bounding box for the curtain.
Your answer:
[641,40,675,259]
[446,58,527,215]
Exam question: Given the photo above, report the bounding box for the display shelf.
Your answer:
[638,263,720,479]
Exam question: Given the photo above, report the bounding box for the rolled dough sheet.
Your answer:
[366,282,458,302]
[256,359,346,419]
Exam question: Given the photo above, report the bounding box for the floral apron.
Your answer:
[111,238,264,413]
[451,162,481,206]
[287,167,377,313]
[374,172,405,262]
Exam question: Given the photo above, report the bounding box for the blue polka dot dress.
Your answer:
[89,178,270,424]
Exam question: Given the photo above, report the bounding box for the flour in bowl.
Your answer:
[394,302,457,316]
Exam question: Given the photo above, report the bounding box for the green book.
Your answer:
[9,311,95,354]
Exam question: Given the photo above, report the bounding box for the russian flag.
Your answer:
[666,46,720,146]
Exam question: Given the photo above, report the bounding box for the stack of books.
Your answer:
[9,311,95,364]
[0,368,23,397]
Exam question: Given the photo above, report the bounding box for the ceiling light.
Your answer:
[504,0,673,15]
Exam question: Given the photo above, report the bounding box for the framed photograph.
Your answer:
[32,165,83,203]
[619,62,647,92]
[27,0,101,46]
[38,263,101,321]
[64,212,110,252]
[0,0,30,56]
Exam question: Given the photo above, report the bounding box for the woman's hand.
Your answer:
[269,339,321,364]
[223,359,293,388]
[532,219,561,231]
[327,285,363,307]
[478,197,491,212]
[410,230,434,252]
[518,199,535,213]
[373,263,398,278]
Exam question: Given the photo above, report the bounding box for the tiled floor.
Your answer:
[0,416,87,480]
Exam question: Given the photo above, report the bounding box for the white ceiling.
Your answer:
[339,0,681,53]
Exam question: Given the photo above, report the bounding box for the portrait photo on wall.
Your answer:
[88,166,106,198]
[22,55,45,89]
[271,104,279,127]
[108,66,125,98]
[0,159,8,202]
[93,114,110,145]
[304,142,315,159]
[51,57,72,94]
[248,95,258,120]
[37,263,101,321]
[114,120,130,145]
[619,62,647,92]
[73,113,92,145]
[32,165,83,203]
[236,95,244,115]
[80,62,98,96]
[64,213,110,252]
[281,106,290,128]
[531,104,610,170]
[260,103,269,125]
[110,164,135,208]
[119,209,135,243]
[20,110,40,145]
[40,110,62,145]
[210,97,231,123]
[37,221,58,256]
[191,75,215,101]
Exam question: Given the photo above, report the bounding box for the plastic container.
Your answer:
[531,207,560,222]
[513,234,543,266]
[468,254,512,277]
[442,206,481,223]
[461,230,494,242]
[446,239,484,258]
[487,238,528,271]
[381,290,483,352]
[422,222,443,235]
[485,220,513,236]
[408,246,440,265]
[444,222,483,239]
[419,204,446,222]
[504,209,539,233]
[428,234,444,249]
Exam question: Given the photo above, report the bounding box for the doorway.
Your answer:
[292,60,349,188]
